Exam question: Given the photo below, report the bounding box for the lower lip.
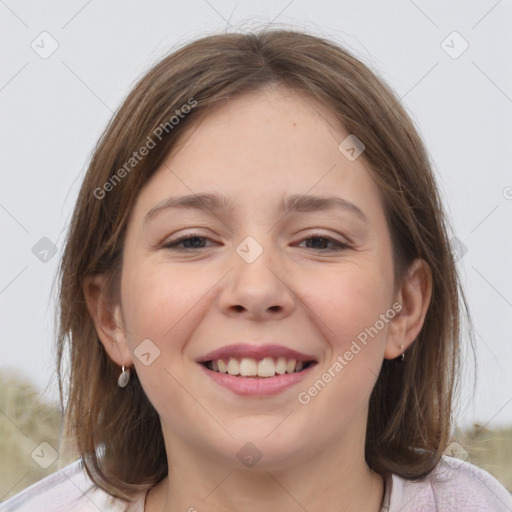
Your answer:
[199,363,315,397]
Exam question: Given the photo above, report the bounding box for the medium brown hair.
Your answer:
[55,27,474,501]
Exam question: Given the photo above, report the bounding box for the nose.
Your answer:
[218,237,296,321]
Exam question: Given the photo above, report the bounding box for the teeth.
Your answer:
[286,359,296,373]
[239,358,258,376]
[208,356,310,377]
[258,357,276,377]
[227,358,240,375]
[218,359,227,373]
[275,357,287,375]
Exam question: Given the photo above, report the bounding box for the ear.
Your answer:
[384,258,433,359]
[83,274,133,368]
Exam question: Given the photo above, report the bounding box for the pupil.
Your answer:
[186,237,205,248]
[307,238,326,249]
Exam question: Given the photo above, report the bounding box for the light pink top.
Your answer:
[1,455,511,511]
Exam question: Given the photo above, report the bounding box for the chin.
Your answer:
[222,421,310,466]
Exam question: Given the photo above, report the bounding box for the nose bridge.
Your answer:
[233,233,281,290]
[219,232,295,318]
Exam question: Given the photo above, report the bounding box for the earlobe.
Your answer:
[384,258,432,360]
[83,274,133,367]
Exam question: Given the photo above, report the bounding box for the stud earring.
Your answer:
[117,365,131,388]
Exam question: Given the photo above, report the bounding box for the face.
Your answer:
[114,86,400,469]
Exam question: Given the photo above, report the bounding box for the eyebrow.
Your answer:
[143,192,368,225]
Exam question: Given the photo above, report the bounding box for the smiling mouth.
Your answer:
[201,357,317,378]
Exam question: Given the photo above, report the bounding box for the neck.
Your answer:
[145,425,385,512]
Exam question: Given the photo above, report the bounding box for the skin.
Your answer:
[85,85,432,511]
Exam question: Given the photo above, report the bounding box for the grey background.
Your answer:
[1,0,511,430]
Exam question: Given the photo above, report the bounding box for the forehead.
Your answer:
[175,85,346,163]
[130,86,385,226]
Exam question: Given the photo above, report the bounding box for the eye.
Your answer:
[297,235,350,252]
[161,233,351,252]
[162,234,216,251]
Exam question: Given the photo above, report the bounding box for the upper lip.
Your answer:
[196,343,317,363]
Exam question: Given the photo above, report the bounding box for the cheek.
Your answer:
[119,262,216,418]
[120,261,220,399]
[121,261,210,341]
[295,271,390,420]
[310,263,392,352]
[288,265,394,443]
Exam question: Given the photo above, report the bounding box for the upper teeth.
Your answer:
[209,357,305,377]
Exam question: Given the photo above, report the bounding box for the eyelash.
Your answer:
[161,233,351,252]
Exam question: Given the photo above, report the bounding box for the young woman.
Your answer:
[2,28,511,512]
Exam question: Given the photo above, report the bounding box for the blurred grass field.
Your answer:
[1,369,511,502]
